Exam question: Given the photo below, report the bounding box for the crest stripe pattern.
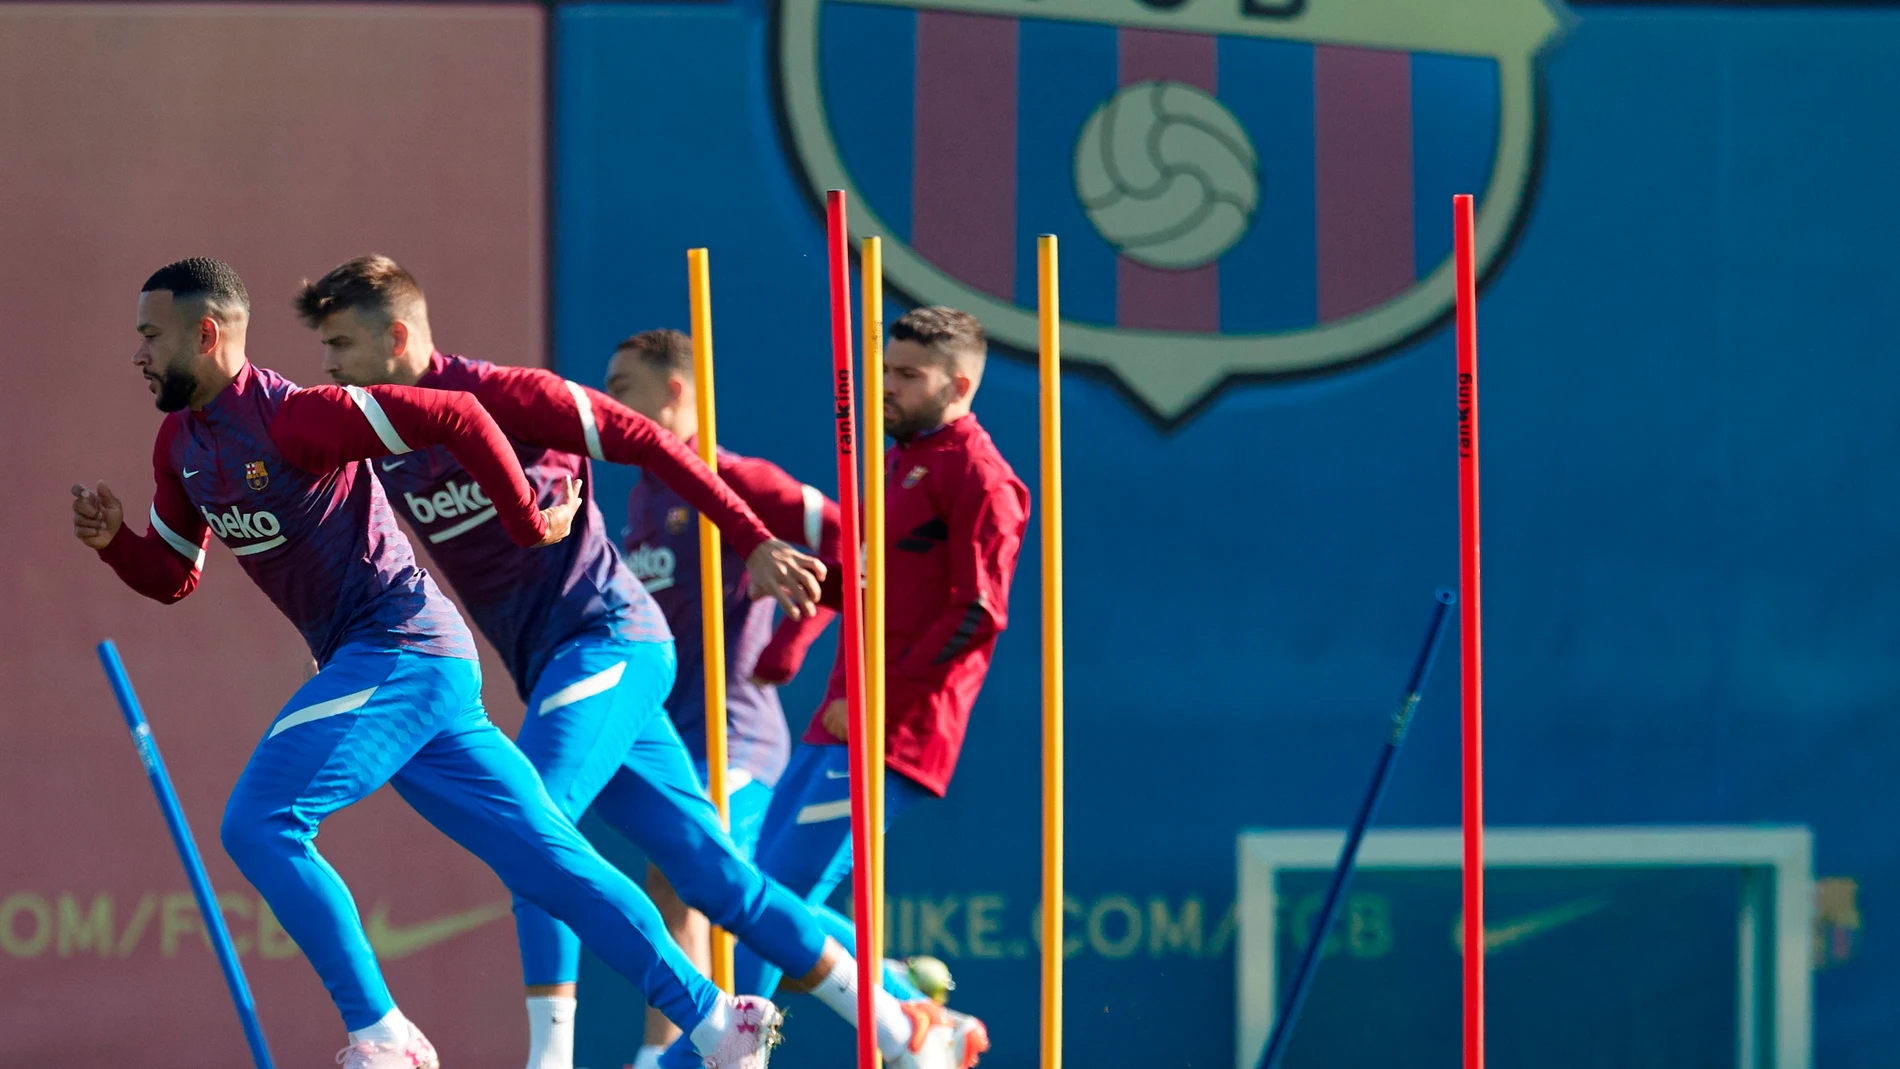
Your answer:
[1115,28,1222,332]
[912,10,1020,301]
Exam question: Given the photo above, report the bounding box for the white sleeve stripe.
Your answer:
[343,385,412,455]
[149,505,205,570]
[801,484,824,549]
[564,380,607,462]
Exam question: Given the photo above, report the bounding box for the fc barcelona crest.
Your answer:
[245,460,269,491]
[666,506,692,534]
[778,0,1572,424]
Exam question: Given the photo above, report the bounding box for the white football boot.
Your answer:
[696,995,784,1069]
[335,1025,440,1069]
[891,1000,990,1069]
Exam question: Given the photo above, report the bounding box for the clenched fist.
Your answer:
[72,482,124,550]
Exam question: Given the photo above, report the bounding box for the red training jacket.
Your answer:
[807,413,1029,796]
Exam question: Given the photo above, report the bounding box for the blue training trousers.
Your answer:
[219,643,718,1031]
[509,637,831,989]
[733,741,933,999]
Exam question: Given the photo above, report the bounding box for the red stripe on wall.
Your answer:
[1314,45,1416,320]
[1119,26,1214,92]
[1116,29,1220,332]
[911,12,1018,301]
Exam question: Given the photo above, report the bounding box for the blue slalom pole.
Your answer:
[1257,589,1457,1069]
[97,640,277,1069]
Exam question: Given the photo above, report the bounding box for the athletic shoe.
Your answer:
[698,995,784,1069]
[334,1027,440,1069]
[894,1000,990,1069]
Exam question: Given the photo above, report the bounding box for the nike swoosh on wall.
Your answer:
[365,899,514,961]
[1450,895,1613,954]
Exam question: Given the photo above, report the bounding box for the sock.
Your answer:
[631,1045,666,1069]
[525,996,577,1069]
[688,995,733,1057]
[808,956,915,1059]
[349,1007,412,1049]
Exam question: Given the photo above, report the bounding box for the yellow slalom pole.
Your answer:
[1038,235,1064,1069]
[861,237,887,999]
[688,247,736,992]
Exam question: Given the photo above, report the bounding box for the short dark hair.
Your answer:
[141,258,250,321]
[889,307,986,366]
[294,254,425,328]
[614,329,695,377]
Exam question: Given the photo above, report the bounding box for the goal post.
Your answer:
[1237,826,1813,1069]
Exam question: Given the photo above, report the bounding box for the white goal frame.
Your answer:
[1236,826,1813,1069]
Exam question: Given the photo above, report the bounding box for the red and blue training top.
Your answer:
[373,352,777,698]
[97,362,550,666]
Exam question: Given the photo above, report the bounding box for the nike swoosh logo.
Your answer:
[824,769,851,780]
[1452,895,1612,954]
[365,899,513,961]
[182,469,200,478]
[380,458,405,471]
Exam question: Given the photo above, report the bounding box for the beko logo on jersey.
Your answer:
[624,543,676,592]
[200,504,287,555]
[201,504,282,539]
[404,481,492,524]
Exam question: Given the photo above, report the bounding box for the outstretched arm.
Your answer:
[465,365,776,550]
[720,457,843,684]
[464,365,825,614]
[268,384,576,548]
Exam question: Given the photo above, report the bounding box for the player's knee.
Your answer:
[219,796,277,868]
[664,854,756,926]
[219,789,312,871]
[528,775,586,823]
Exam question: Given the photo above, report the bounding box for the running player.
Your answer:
[71,258,780,1069]
[296,256,976,1069]
[736,307,1027,1066]
[608,329,937,1069]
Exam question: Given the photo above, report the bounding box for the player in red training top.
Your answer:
[736,307,1027,1065]
[70,259,780,1069]
[299,258,979,1069]
[609,330,951,1068]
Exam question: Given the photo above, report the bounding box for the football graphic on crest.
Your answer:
[1074,80,1259,270]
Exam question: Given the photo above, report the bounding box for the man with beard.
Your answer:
[733,307,1028,1066]
[70,258,782,1069]
[296,257,977,1069]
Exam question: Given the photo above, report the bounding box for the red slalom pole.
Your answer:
[1453,193,1484,1069]
[825,189,877,1069]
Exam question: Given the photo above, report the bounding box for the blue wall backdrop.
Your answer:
[554,3,1900,1065]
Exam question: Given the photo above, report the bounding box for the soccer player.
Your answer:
[297,256,976,1069]
[735,307,1028,1065]
[608,329,938,1068]
[71,258,780,1069]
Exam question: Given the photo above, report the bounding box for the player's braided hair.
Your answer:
[294,254,424,327]
[141,257,250,321]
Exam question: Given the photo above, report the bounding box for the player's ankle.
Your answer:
[525,994,577,1069]
[688,995,733,1056]
[806,954,916,1059]
[349,1007,414,1048]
